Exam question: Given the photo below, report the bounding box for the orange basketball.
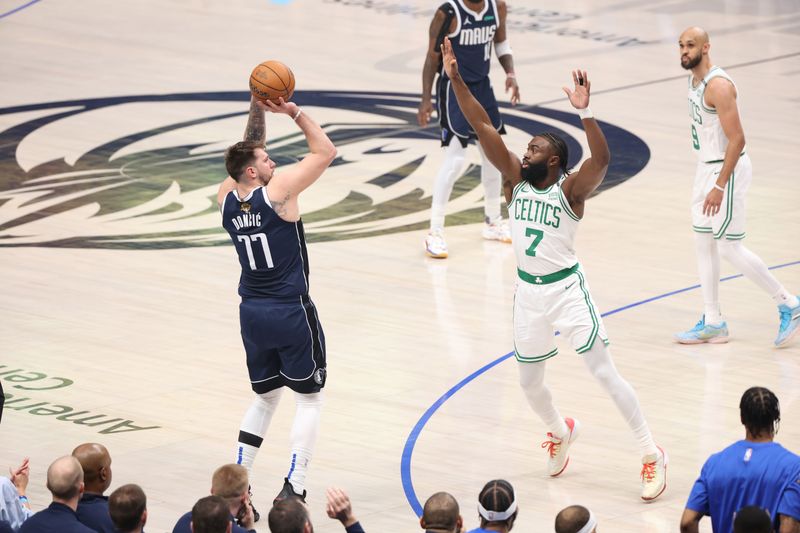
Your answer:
[249,60,295,104]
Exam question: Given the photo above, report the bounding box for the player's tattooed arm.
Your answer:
[244,98,267,143]
[271,190,292,218]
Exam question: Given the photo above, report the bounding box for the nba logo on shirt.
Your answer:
[744,448,752,462]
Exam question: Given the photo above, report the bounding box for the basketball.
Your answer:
[249,60,295,104]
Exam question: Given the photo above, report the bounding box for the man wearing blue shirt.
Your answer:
[18,456,94,533]
[681,387,800,533]
[172,465,255,533]
[72,443,115,533]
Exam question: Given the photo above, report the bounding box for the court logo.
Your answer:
[0,91,649,249]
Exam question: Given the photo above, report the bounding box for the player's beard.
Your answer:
[681,52,701,70]
[521,161,550,186]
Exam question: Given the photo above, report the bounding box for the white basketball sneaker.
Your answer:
[425,229,448,259]
[640,446,668,501]
[541,417,580,477]
[482,217,512,243]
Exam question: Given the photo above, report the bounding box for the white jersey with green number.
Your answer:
[510,178,580,276]
[688,66,742,162]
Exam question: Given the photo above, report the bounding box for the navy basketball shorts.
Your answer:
[437,75,505,148]
[239,295,327,394]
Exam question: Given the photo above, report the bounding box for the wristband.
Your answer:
[506,72,516,79]
[713,183,725,192]
[19,496,28,503]
[578,107,593,120]
[292,108,303,121]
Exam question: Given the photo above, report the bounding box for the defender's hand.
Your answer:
[418,99,433,126]
[562,70,591,110]
[440,37,459,80]
[703,187,724,216]
[505,76,520,106]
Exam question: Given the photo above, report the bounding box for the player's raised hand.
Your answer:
[250,96,269,112]
[264,97,299,118]
[563,70,591,109]
[440,37,460,80]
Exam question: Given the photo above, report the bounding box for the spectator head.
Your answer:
[740,387,780,439]
[477,479,518,531]
[109,483,147,533]
[191,495,232,533]
[71,443,112,494]
[210,464,249,515]
[420,491,462,532]
[734,506,772,533]
[46,456,84,506]
[555,505,596,533]
[268,497,311,533]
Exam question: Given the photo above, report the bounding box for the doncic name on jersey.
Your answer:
[0,91,650,249]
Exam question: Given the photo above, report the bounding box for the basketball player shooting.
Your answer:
[440,36,667,501]
[217,95,337,511]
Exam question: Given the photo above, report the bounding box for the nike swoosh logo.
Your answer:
[565,282,576,290]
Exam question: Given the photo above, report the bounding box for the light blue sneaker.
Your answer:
[775,298,800,347]
[675,315,730,344]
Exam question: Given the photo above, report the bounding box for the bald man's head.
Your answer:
[421,492,461,532]
[72,443,112,494]
[555,505,595,533]
[681,26,709,45]
[46,456,84,502]
[679,27,711,70]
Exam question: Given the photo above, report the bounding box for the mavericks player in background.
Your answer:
[417,0,520,258]
[675,27,799,347]
[440,37,667,501]
[218,97,336,509]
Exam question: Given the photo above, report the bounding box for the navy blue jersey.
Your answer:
[221,187,310,299]
[441,0,499,83]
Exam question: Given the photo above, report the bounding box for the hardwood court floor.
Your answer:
[1,1,798,531]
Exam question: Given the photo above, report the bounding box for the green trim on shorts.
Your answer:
[714,170,735,239]
[726,232,746,241]
[703,152,745,164]
[518,263,580,285]
[575,270,601,354]
[515,346,558,363]
[693,225,713,233]
[558,188,580,221]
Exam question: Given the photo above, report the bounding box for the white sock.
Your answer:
[430,140,467,231]
[518,361,569,439]
[477,144,501,222]
[695,233,723,323]
[582,344,658,457]
[718,240,799,308]
[286,391,323,493]
[236,389,283,477]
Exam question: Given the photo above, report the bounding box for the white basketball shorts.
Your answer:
[691,153,752,240]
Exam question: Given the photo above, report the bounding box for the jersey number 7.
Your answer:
[525,227,543,257]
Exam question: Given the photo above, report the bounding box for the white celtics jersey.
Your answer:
[510,178,580,276]
[688,66,743,162]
